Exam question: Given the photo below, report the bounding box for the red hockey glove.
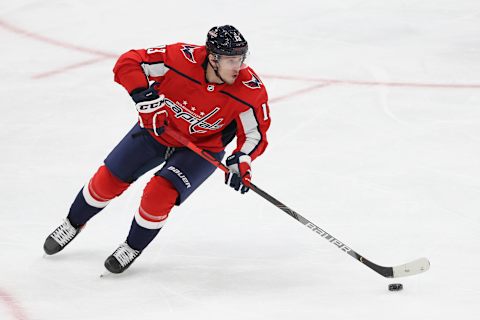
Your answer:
[225,152,251,194]
[131,83,168,136]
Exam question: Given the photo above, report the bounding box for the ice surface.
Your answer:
[1,0,479,319]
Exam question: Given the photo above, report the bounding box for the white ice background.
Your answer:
[1,0,480,319]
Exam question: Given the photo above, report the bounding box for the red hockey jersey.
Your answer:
[113,43,270,161]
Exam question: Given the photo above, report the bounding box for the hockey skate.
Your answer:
[43,218,83,255]
[104,242,142,274]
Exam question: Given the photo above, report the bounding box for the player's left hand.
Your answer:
[225,152,251,194]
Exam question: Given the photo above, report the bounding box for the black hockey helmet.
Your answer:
[206,25,248,56]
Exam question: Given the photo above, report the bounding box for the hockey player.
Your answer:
[43,25,271,274]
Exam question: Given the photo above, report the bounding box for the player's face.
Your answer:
[216,55,247,84]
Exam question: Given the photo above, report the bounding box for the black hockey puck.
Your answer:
[388,283,403,291]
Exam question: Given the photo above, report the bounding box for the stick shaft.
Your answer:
[164,128,429,278]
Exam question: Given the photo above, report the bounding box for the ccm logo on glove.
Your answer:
[136,98,165,113]
[130,83,168,136]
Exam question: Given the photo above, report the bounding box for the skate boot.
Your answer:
[43,218,83,255]
[104,242,142,274]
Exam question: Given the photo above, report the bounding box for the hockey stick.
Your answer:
[164,128,430,278]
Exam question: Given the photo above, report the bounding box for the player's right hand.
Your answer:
[130,83,168,136]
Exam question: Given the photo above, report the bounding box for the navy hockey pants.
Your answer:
[105,123,225,204]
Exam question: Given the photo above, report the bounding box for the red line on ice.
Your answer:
[31,56,111,79]
[2,19,479,90]
[0,19,116,58]
[0,289,28,320]
[270,82,332,103]
[262,74,480,89]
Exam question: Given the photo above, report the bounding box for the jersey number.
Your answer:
[147,45,166,54]
[261,103,269,121]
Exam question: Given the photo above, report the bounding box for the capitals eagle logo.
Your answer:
[181,45,200,63]
[243,71,263,89]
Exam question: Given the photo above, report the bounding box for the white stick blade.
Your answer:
[392,257,430,278]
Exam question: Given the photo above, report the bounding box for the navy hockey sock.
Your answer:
[126,218,161,251]
[67,188,104,227]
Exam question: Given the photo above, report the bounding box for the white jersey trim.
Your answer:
[141,62,170,77]
[238,109,261,155]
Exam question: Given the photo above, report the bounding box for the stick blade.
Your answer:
[392,257,430,278]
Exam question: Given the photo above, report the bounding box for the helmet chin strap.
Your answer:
[208,59,227,84]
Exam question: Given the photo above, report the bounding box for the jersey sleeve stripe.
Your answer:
[141,61,169,77]
[219,90,265,157]
[238,109,262,155]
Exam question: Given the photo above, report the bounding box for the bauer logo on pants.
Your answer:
[167,166,191,188]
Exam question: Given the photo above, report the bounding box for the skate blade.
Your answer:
[99,270,111,278]
[99,270,123,278]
